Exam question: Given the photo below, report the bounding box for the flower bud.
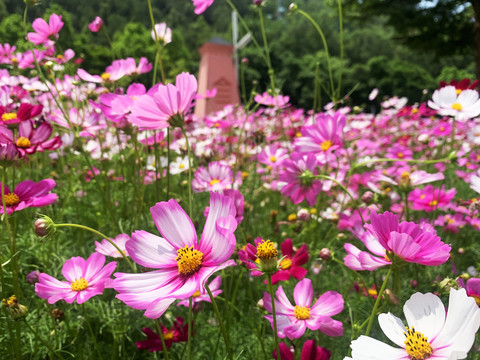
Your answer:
[51,308,64,320]
[34,215,56,238]
[253,0,263,6]
[3,295,28,321]
[289,3,298,13]
[297,208,310,221]
[256,239,279,274]
[361,191,374,204]
[26,270,40,284]
[318,248,331,260]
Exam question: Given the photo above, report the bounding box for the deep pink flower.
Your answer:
[35,253,117,304]
[263,278,344,339]
[466,278,480,306]
[0,179,57,215]
[192,161,233,193]
[130,72,197,129]
[192,0,215,14]
[349,211,451,267]
[88,16,103,32]
[279,152,321,206]
[0,120,61,156]
[27,14,64,46]
[136,317,188,351]
[270,238,309,284]
[273,340,331,360]
[0,103,43,124]
[204,189,244,224]
[258,145,289,169]
[95,234,130,258]
[408,185,456,212]
[112,192,237,318]
[255,92,290,108]
[238,237,263,277]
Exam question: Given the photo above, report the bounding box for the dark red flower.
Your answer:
[270,238,309,284]
[136,317,188,352]
[273,340,331,360]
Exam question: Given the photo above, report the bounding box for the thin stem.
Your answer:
[154,319,170,360]
[187,297,193,360]
[25,319,65,360]
[55,223,136,272]
[258,6,276,91]
[267,274,280,360]
[167,128,171,199]
[364,266,393,336]
[205,284,233,360]
[81,303,103,360]
[336,0,344,99]
[297,10,335,102]
[180,127,193,216]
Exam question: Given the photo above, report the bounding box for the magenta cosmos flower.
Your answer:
[35,253,117,304]
[88,16,103,32]
[192,161,233,193]
[274,340,331,360]
[95,233,130,258]
[192,0,214,14]
[130,72,197,129]
[27,13,64,46]
[345,211,451,270]
[0,179,57,215]
[279,152,321,206]
[112,192,237,318]
[263,278,344,340]
[270,238,309,284]
[408,185,456,212]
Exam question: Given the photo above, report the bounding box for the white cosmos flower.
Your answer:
[346,288,480,360]
[428,85,480,121]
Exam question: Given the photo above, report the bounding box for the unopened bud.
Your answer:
[3,295,28,321]
[257,298,264,310]
[289,3,298,13]
[34,215,56,238]
[319,248,331,260]
[256,239,279,274]
[51,308,64,320]
[253,0,263,5]
[361,191,374,204]
[384,289,400,306]
[297,209,310,221]
[26,270,40,284]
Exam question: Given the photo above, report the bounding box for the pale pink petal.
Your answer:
[293,278,313,307]
[127,230,177,268]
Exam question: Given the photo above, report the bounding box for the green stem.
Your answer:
[336,0,344,99]
[167,128,171,199]
[364,266,393,336]
[258,6,276,91]
[180,127,193,216]
[147,0,165,85]
[297,9,335,102]
[206,284,233,360]
[25,319,65,360]
[81,303,103,360]
[55,223,136,272]
[154,319,170,360]
[187,297,193,360]
[267,274,280,360]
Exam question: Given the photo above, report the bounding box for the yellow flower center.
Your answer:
[293,305,310,320]
[321,140,333,151]
[10,57,18,64]
[411,108,419,114]
[210,179,220,186]
[56,54,64,60]
[280,258,292,270]
[439,126,445,131]
[71,278,89,291]
[429,200,438,207]
[101,72,111,81]
[16,137,31,148]
[397,152,404,158]
[4,193,20,206]
[420,195,426,199]
[270,156,277,163]
[309,208,317,214]
[471,295,480,307]
[256,240,278,260]
[456,89,462,95]
[452,103,462,111]
[404,327,433,360]
[163,331,174,341]
[192,290,201,298]
[367,288,378,297]
[401,171,410,179]
[2,112,17,121]
[288,214,297,222]
[175,245,203,275]
[296,132,302,138]
[179,163,185,169]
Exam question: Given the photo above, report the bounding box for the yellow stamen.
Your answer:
[456,89,462,95]
[192,290,201,298]
[71,278,89,291]
[101,72,111,81]
[429,200,438,207]
[210,179,220,186]
[10,57,18,64]
[397,152,404,158]
[404,327,433,360]
[269,156,277,163]
[420,195,426,199]
[401,171,410,179]
[367,288,378,297]
[452,103,462,111]
[256,240,278,260]
[179,163,185,169]
[280,258,292,270]
[471,295,480,307]
[439,126,445,131]
[2,112,17,122]
[163,331,174,341]
[293,305,310,320]
[288,214,297,222]
[16,137,31,148]
[175,245,203,275]
[56,54,64,60]
[4,193,20,206]
[411,108,419,114]
[296,132,302,138]
[321,140,333,151]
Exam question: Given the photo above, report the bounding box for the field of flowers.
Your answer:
[1,1,480,359]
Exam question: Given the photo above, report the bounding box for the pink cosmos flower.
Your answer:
[258,145,289,169]
[273,340,331,360]
[465,278,480,306]
[192,161,233,193]
[88,16,103,32]
[254,92,290,108]
[279,152,321,206]
[263,278,344,339]
[27,14,64,46]
[192,0,215,14]
[238,237,264,277]
[112,192,237,318]
[130,72,197,129]
[204,189,244,224]
[151,23,172,44]
[270,238,309,284]
[0,179,57,215]
[95,234,130,258]
[35,253,117,304]
[0,120,61,157]
[345,211,451,269]
[177,275,222,307]
[0,103,43,124]
[408,185,456,212]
